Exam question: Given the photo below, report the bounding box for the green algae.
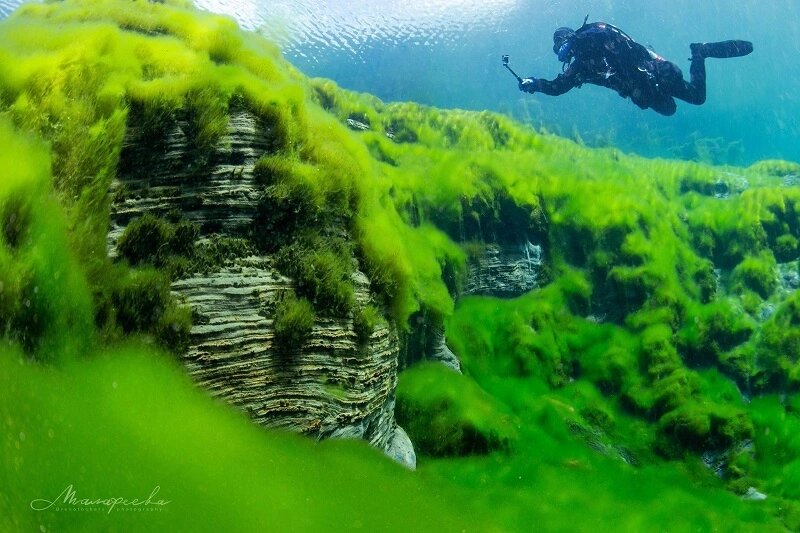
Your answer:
[731,251,778,299]
[0,120,94,361]
[106,266,191,354]
[399,360,782,530]
[117,213,199,269]
[272,291,315,351]
[353,304,381,344]
[0,0,799,529]
[275,236,356,317]
[396,362,518,456]
[0,345,477,532]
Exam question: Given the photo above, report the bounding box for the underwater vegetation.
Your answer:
[1,0,800,530]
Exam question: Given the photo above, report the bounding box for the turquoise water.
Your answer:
[196,0,797,165]
[2,0,795,164]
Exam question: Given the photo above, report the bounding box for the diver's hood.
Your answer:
[552,27,576,54]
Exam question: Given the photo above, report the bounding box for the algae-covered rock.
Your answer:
[396,362,518,456]
[462,241,543,297]
[656,402,753,457]
[730,251,778,299]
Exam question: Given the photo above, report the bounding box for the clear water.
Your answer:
[193,0,799,166]
[3,0,796,165]
[0,0,18,18]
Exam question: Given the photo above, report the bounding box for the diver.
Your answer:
[511,17,753,116]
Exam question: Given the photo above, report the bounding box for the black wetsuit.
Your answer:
[524,22,706,116]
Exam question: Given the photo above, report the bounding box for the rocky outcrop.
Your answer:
[406,240,543,373]
[108,108,547,456]
[462,241,543,297]
[779,262,800,291]
[172,260,398,448]
[109,110,267,248]
[385,425,417,470]
[428,327,461,373]
[109,109,402,452]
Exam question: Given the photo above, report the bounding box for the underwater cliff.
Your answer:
[2,0,800,530]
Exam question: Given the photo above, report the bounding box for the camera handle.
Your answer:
[502,55,522,83]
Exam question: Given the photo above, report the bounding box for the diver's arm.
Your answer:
[519,65,581,95]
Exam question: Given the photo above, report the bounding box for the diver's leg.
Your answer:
[674,40,753,105]
[659,59,706,105]
[690,40,753,59]
[683,58,706,105]
[649,96,678,116]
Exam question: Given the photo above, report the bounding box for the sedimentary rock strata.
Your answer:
[109,109,400,451]
[463,241,543,297]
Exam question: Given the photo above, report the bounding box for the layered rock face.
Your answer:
[462,241,543,297]
[405,241,544,374]
[109,110,402,455]
[108,107,545,464]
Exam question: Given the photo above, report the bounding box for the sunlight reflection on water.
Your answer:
[194,0,520,63]
[0,0,20,18]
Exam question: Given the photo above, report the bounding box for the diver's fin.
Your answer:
[690,40,753,59]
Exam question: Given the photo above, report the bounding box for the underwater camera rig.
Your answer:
[502,54,522,83]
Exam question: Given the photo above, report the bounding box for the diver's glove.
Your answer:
[518,78,538,93]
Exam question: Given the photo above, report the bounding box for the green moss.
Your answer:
[678,299,755,367]
[685,191,779,268]
[575,326,638,394]
[739,290,763,315]
[446,291,570,389]
[657,402,753,457]
[155,303,192,354]
[190,235,255,273]
[252,173,322,252]
[396,362,518,456]
[745,395,800,520]
[182,84,230,160]
[652,368,700,415]
[170,219,200,256]
[719,346,757,388]
[125,96,180,154]
[775,234,798,262]
[117,213,173,266]
[97,263,190,354]
[275,237,355,317]
[730,251,778,299]
[353,304,381,344]
[252,153,293,185]
[692,259,718,303]
[752,292,800,390]
[117,213,199,276]
[748,159,800,177]
[111,267,170,332]
[273,292,315,351]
